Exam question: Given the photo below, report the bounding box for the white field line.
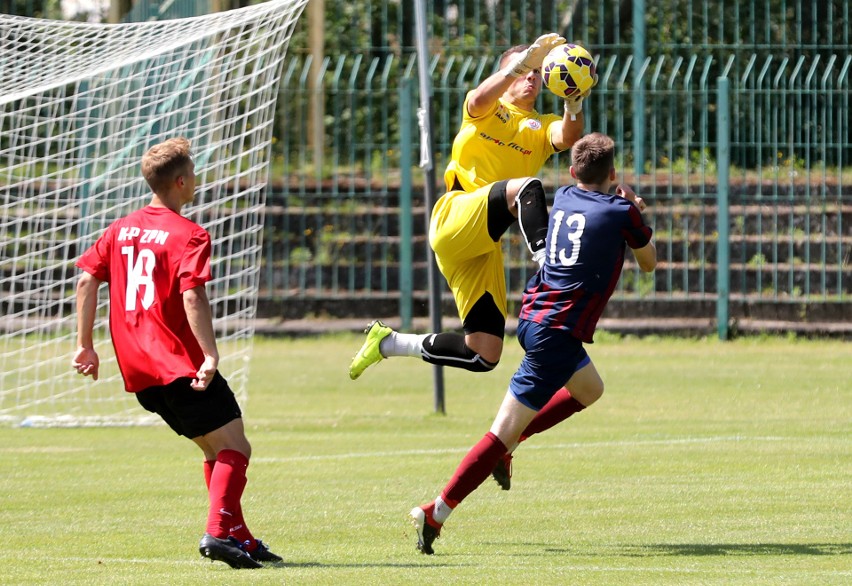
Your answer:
[254,435,802,464]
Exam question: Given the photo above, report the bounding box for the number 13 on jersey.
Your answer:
[549,210,586,266]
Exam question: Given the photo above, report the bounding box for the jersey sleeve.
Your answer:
[621,203,653,249]
[543,113,566,155]
[462,89,498,121]
[75,225,113,282]
[178,227,212,293]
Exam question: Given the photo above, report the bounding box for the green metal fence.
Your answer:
[290,0,852,58]
[263,50,849,335]
[5,0,849,332]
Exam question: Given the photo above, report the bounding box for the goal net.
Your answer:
[0,0,309,426]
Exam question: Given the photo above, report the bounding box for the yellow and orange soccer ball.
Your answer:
[542,44,597,99]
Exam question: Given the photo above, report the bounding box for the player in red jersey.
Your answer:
[72,137,280,569]
[409,133,656,555]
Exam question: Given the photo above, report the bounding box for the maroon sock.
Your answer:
[206,449,254,543]
[519,387,586,442]
[203,459,215,489]
[441,432,507,508]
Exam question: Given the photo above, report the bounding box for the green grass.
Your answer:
[2,334,850,585]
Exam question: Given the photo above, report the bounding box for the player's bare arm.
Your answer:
[632,241,657,273]
[551,109,584,151]
[184,285,219,390]
[552,81,597,149]
[615,184,657,272]
[466,72,516,117]
[72,272,102,380]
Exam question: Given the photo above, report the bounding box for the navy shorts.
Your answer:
[509,319,591,411]
[135,371,242,438]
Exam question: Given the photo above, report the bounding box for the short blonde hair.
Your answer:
[141,137,192,194]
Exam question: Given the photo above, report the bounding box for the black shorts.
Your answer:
[135,371,242,439]
[462,291,506,338]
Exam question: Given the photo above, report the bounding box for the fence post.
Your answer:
[716,77,731,340]
[399,77,413,330]
[415,0,445,413]
[632,0,646,177]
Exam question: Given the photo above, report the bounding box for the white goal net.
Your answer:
[0,0,309,426]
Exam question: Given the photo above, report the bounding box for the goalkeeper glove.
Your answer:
[503,33,566,78]
[563,73,599,119]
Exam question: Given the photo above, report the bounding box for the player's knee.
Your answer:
[590,381,604,403]
[456,344,498,372]
[575,380,604,407]
[421,332,499,373]
[514,177,546,210]
[464,334,503,366]
[514,178,548,255]
[468,351,498,372]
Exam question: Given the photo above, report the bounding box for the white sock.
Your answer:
[432,496,453,524]
[379,332,427,358]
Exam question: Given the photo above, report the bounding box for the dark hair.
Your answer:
[141,137,192,194]
[571,132,615,184]
[499,44,529,68]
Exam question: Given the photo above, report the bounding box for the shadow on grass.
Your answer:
[526,542,852,557]
[615,543,852,557]
[272,561,462,569]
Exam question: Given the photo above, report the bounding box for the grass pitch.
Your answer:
[1,333,850,585]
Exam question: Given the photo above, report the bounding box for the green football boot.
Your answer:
[348,320,393,380]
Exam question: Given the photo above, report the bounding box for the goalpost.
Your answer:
[0,0,309,426]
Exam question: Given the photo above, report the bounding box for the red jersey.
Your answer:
[76,205,212,392]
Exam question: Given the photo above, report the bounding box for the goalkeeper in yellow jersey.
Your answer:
[350,33,594,380]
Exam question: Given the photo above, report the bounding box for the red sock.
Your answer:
[519,387,586,442]
[203,459,215,489]
[441,432,507,508]
[203,458,255,547]
[205,449,255,548]
[228,475,256,549]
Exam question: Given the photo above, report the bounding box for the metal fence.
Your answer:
[288,0,852,57]
[263,50,849,334]
[4,0,850,332]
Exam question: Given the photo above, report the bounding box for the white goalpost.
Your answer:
[0,0,309,426]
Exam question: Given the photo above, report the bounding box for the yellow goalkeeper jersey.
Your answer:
[443,91,563,193]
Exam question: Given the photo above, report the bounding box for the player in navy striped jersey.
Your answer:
[409,132,656,554]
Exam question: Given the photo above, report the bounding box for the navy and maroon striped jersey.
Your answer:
[518,185,653,342]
